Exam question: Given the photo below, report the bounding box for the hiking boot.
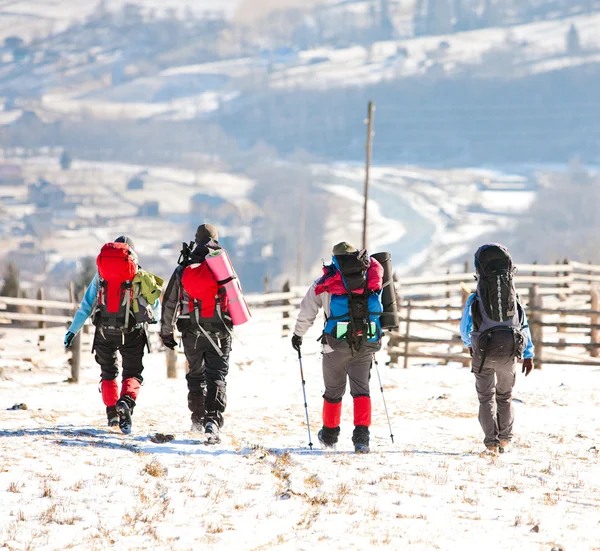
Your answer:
[318,426,340,448]
[106,406,119,428]
[352,425,370,454]
[485,445,499,455]
[499,440,511,454]
[190,411,204,433]
[115,396,135,435]
[204,421,221,444]
[188,391,206,432]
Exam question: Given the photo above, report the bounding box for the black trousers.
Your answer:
[93,327,146,383]
[182,330,231,426]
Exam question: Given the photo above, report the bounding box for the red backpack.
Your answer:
[96,242,138,328]
[181,262,228,322]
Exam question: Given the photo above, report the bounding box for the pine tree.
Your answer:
[1,263,20,298]
[60,150,72,170]
[75,257,97,299]
[566,24,581,55]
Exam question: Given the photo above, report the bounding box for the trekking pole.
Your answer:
[297,349,313,450]
[373,354,394,443]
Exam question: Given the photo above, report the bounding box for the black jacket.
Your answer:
[160,240,222,338]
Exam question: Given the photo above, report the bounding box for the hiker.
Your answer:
[292,242,384,454]
[460,243,534,454]
[160,224,235,444]
[64,236,163,434]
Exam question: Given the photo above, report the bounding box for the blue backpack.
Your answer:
[323,253,383,352]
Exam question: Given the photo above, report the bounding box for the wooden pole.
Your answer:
[461,260,471,368]
[591,286,599,358]
[362,101,374,251]
[529,284,543,370]
[70,332,81,383]
[166,348,178,379]
[37,288,46,329]
[460,260,470,307]
[68,281,80,383]
[403,300,412,369]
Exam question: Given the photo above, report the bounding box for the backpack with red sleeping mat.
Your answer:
[181,262,228,325]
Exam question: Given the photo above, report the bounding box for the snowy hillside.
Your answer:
[0,0,240,41]
[1,323,600,550]
[34,11,600,123]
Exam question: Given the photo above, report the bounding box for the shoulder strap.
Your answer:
[471,296,482,332]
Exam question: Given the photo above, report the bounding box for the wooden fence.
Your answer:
[390,260,600,368]
[2,260,600,381]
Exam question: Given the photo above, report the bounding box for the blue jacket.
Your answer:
[67,274,161,336]
[460,293,534,359]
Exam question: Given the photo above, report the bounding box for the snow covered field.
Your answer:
[1,325,600,550]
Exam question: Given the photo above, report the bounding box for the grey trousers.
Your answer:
[322,346,372,402]
[473,359,517,447]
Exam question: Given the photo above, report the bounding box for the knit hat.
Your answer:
[332,241,357,255]
[195,223,218,244]
[114,235,135,252]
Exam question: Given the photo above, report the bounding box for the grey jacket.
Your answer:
[294,281,333,352]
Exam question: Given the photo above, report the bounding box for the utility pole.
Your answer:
[363,101,375,251]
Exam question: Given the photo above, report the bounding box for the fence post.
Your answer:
[263,275,270,295]
[403,300,412,369]
[282,280,291,339]
[37,288,46,329]
[461,261,471,368]
[68,282,80,383]
[529,284,543,370]
[166,348,178,379]
[70,332,81,383]
[461,260,470,307]
[591,286,599,358]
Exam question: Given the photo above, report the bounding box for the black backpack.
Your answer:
[474,244,517,323]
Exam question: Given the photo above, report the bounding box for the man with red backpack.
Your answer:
[292,242,384,454]
[64,236,162,434]
[160,224,234,444]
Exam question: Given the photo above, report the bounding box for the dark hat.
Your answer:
[332,241,357,255]
[195,223,218,244]
[114,235,135,252]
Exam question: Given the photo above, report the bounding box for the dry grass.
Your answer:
[396,512,428,520]
[143,459,166,478]
[304,474,322,488]
[8,481,23,493]
[331,483,351,506]
[69,479,86,492]
[41,480,53,498]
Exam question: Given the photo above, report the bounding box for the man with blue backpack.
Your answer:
[292,242,384,454]
[460,243,535,454]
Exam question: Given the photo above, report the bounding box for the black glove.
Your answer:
[522,358,534,376]
[161,334,178,350]
[64,331,75,349]
[291,334,302,353]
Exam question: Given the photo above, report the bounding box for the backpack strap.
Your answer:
[471,295,482,332]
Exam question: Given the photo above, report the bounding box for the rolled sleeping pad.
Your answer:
[205,249,251,326]
[371,252,399,330]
